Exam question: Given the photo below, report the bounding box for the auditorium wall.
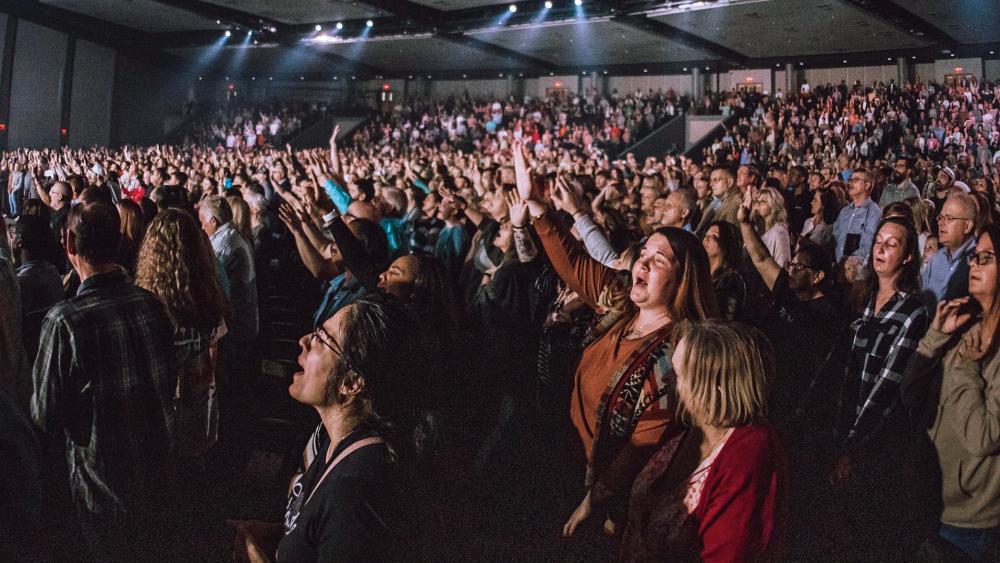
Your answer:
[8,20,67,149]
[986,59,1000,81]
[935,57,982,81]
[69,40,115,148]
[112,53,187,147]
[609,75,692,97]
[719,69,772,94]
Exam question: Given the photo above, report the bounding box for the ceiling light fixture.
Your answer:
[337,22,344,30]
[224,30,231,37]
[509,4,517,12]
[545,0,553,7]
[366,20,374,27]
[315,24,322,31]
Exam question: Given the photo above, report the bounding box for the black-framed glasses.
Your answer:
[967,250,996,266]
[309,326,343,356]
[786,261,815,273]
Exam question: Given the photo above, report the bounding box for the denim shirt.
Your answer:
[920,236,975,313]
[833,198,882,262]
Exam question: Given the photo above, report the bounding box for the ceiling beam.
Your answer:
[146,0,277,32]
[613,14,747,65]
[357,0,441,25]
[840,0,958,52]
[438,33,559,72]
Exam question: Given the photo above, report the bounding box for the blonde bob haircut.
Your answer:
[755,186,788,233]
[672,320,774,428]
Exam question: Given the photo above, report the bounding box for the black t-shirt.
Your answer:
[759,271,840,428]
[277,424,397,563]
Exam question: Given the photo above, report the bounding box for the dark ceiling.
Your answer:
[5,0,1000,80]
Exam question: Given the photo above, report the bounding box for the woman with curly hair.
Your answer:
[135,208,229,457]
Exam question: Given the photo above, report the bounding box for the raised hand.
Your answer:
[506,190,528,228]
[932,297,975,334]
[330,124,341,145]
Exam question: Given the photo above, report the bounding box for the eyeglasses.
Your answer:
[967,250,996,266]
[938,214,974,223]
[309,326,343,356]
[786,261,815,273]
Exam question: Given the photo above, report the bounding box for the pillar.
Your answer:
[769,67,776,96]
[785,63,796,95]
[0,16,18,152]
[896,58,911,85]
[692,66,703,100]
[59,36,75,147]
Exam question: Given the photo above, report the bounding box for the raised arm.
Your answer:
[737,186,781,290]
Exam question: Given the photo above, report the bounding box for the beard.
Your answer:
[892,172,906,184]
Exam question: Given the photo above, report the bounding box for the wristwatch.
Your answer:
[321,208,341,227]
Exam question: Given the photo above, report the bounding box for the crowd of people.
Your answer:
[181,101,324,148]
[1,74,999,562]
[355,86,700,158]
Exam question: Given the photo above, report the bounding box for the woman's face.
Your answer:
[378,255,418,299]
[923,237,940,260]
[968,233,996,303]
[702,226,721,260]
[290,307,350,407]
[630,233,679,309]
[811,191,823,216]
[753,194,772,219]
[871,222,909,277]
[493,222,513,253]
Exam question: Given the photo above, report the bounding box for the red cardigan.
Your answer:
[621,423,786,563]
[694,424,786,562]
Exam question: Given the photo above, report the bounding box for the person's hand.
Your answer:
[278,203,303,232]
[329,124,341,145]
[933,297,975,334]
[512,141,533,202]
[507,190,528,228]
[553,176,583,216]
[562,491,592,537]
[737,185,755,224]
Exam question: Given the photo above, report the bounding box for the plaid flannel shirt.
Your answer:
[843,291,928,449]
[31,269,176,514]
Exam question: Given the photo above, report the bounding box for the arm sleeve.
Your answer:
[900,327,950,409]
[326,217,380,292]
[323,179,351,215]
[574,214,620,268]
[532,211,617,310]
[30,315,71,433]
[853,205,883,260]
[413,177,431,194]
[941,349,1000,457]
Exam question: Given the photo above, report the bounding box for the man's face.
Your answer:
[937,198,974,249]
[198,208,218,237]
[937,170,953,188]
[847,172,871,200]
[660,192,689,228]
[788,169,805,187]
[709,170,734,199]
[640,186,659,213]
[808,173,822,191]
[736,166,751,189]
[893,160,909,182]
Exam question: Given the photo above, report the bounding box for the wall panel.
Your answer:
[9,20,67,148]
[69,40,115,148]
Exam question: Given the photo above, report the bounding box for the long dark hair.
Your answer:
[863,216,921,302]
[706,220,743,278]
[333,294,445,457]
[648,226,719,321]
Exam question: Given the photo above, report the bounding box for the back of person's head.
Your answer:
[336,294,442,455]
[20,199,50,223]
[882,201,914,223]
[672,320,773,427]
[135,208,227,329]
[225,195,252,242]
[348,218,389,267]
[200,195,233,226]
[78,186,113,205]
[16,215,54,257]
[243,191,266,215]
[117,199,146,242]
[66,201,121,265]
[649,226,719,321]
[379,186,408,218]
[356,178,376,201]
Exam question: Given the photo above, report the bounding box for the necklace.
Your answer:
[623,313,670,340]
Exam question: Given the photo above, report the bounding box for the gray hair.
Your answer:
[200,195,232,225]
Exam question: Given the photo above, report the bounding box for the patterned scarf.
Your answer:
[585,321,676,487]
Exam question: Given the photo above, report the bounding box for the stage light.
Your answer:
[315,24,322,31]
[337,22,344,30]
[366,20,374,27]
[198,76,203,80]
[269,76,273,80]
[216,19,221,24]
[269,26,277,32]
[253,39,258,44]
[247,30,253,36]
[509,4,517,12]
[574,0,582,5]
[545,0,553,7]
[225,30,231,37]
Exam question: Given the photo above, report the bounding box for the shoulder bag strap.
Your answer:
[304,437,385,507]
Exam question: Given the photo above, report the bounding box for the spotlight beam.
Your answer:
[272,38,387,75]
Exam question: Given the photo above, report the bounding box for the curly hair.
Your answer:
[135,208,227,330]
